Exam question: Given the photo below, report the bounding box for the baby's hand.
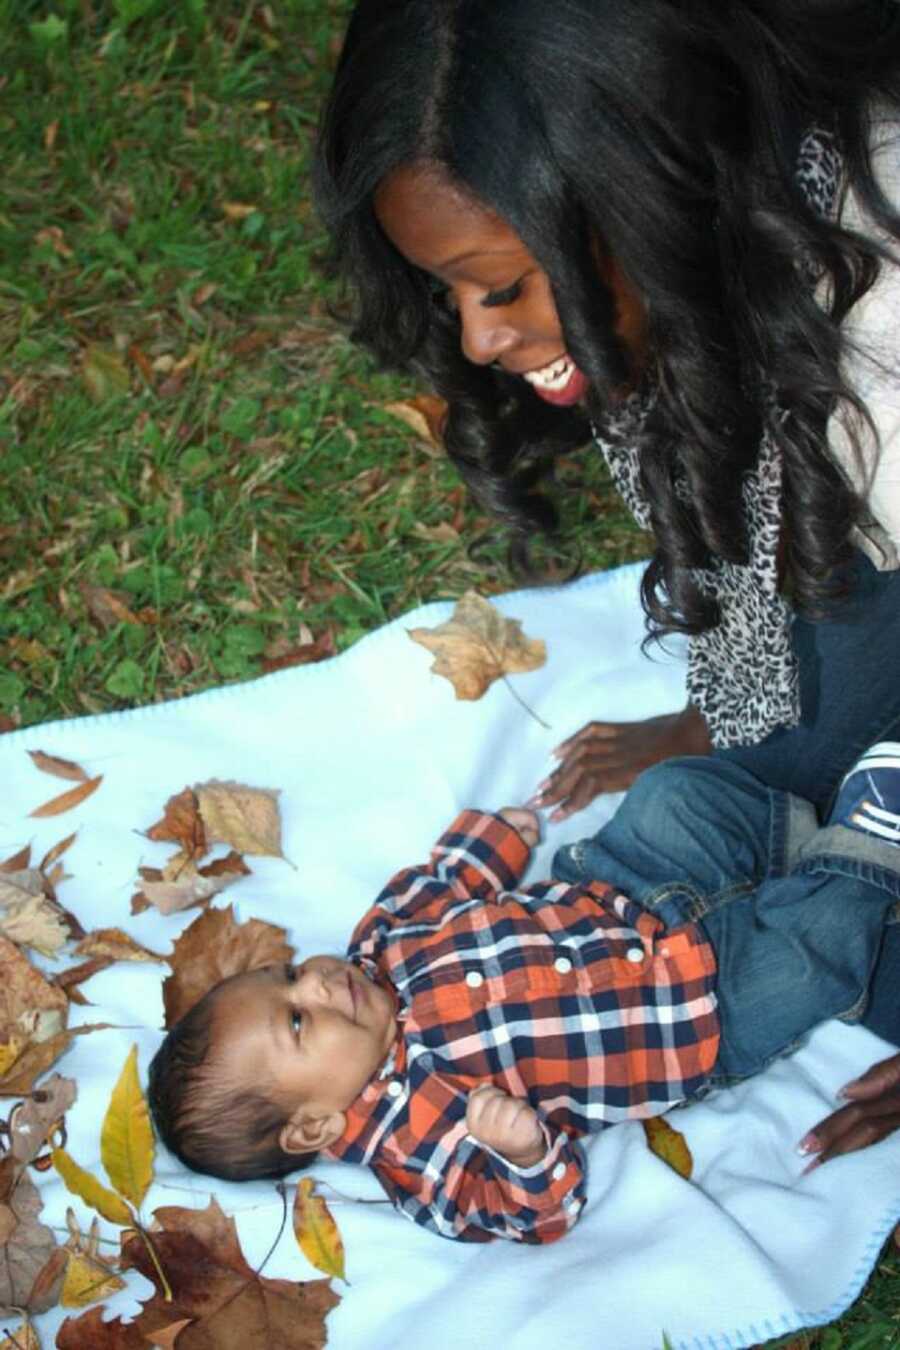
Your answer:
[498,807,540,849]
[466,1084,545,1167]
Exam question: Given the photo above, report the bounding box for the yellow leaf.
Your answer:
[408,591,546,700]
[642,1116,693,1179]
[101,1044,154,1210]
[60,1249,126,1307]
[293,1177,346,1282]
[51,1147,133,1226]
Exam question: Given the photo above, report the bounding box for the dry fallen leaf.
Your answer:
[130,1198,338,1349]
[74,928,165,964]
[27,750,88,783]
[0,845,32,874]
[0,938,104,1096]
[0,1319,40,1349]
[0,1164,66,1314]
[29,775,102,820]
[195,780,284,858]
[0,936,68,1091]
[61,1211,126,1308]
[100,1045,154,1211]
[162,904,292,1027]
[408,591,546,700]
[39,830,77,873]
[144,787,206,859]
[5,1073,77,1165]
[0,870,71,956]
[383,394,448,456]
[642,1116,693,1179]
[293,1177,346,1282]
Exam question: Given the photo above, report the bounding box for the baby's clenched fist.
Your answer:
[466,1084,545,1167]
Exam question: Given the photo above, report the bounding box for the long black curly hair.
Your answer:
[314,0,900,639]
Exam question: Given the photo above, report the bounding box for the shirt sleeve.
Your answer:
[350,811,531,957]
[373,1118,587,1245]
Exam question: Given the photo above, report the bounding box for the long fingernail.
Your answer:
[796,1132,821,1156]
[801,1156,822,1176]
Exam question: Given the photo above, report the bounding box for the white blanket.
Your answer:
[3,561,899,1350]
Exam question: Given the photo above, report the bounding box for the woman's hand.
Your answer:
[466,1084,545,1168]
[530,704,712,821]
[798,1052,900,1168]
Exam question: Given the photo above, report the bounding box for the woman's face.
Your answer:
[374,162,645,406]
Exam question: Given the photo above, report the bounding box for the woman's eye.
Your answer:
[482,280,522,309]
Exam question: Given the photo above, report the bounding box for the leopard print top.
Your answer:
[593,128,841,748]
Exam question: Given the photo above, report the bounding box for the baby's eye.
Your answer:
[481,279,523,309]
[290,1009,303,1037]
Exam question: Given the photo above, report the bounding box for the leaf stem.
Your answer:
[133,1222,173,1302]
[257,1181,289,1277]
[500,674,551,729]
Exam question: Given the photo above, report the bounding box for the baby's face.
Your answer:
[210,959,397,1126]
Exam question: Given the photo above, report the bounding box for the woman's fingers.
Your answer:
[533,709,711,820]
[799,1055,900,1167]
[840,1051,900,1100]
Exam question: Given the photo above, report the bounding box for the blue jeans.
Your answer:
[553,758,900,1080]
[716,551,900,1042]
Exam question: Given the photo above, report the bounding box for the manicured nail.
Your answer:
[796,1132,821,1156]
[801,1156,822,1176]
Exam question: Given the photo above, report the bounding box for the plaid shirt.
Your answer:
[325,811,718,1244]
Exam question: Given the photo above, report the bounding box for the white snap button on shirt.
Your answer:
[465,970,484,988]
[387,1080,403,1098]
[553,956,573,975]
[625,946,644,964]
[551,1161,567,1181]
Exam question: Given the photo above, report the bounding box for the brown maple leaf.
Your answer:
[408,590,546,700]
[162,905,293,1027]
[58,1198,339,1349]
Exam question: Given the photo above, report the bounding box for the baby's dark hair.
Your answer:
[147,973,316,1182]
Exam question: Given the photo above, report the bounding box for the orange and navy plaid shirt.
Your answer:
[325,810,719,1244]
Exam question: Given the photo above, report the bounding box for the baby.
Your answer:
[149,746,900,1244]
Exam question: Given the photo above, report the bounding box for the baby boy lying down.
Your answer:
[148,749,900,1243]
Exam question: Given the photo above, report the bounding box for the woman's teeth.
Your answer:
[523,356,574,391]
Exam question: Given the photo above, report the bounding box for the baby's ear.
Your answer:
[280,1107,346,1155]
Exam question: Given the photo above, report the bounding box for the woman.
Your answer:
[314,0,900,1155]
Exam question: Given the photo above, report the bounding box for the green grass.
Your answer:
[0,3,897,1346]
[0,0,644,727]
